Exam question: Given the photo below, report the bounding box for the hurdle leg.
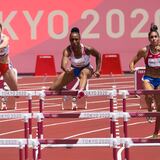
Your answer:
[84,80,89,110]
[84,96,87,110]
[37,119,42,160]
[28,98,32,139]
[19,146,24,160]
[72,97,77,110]
[124,142,130,160]
[110,97,114,137]
[32,147,37,160]
[113,147,118,160]
[24,118,29,160]
[39,98,44,139]
[62,96,67,110]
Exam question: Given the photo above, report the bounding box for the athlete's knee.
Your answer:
[80,70,90,78]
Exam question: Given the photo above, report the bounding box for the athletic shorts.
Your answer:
[72,64,93,77]
[142,75,160,89]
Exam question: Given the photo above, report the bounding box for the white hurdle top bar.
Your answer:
[0,112,159,120]
[0,89,116,97]
[0,138,160,148]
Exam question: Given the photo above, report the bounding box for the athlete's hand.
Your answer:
[130,68,135,73]
[63,68,72,74]
[94,71,100,78]
[129,63,135,73]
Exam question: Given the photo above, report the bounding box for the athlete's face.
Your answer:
[69,32,81,48]
[149,32,159,46]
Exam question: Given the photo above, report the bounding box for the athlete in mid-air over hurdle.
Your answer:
[49,27,101,99]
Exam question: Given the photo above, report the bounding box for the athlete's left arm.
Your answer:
[88,46,101,77]
[0,33,9,49]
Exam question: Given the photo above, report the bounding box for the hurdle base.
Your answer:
[62,96,87,110]
[0,97,16,110]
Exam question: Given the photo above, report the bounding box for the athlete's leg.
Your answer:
[79,68,92,91]
[49,70,75,90]
[3,68,18,91]
[143,80,154,112]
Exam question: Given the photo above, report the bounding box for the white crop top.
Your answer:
[69,44,90,68]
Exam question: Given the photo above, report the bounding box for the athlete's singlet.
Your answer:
[69,44,90,68]
[145,48,160,68]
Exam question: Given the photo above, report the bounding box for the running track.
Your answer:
[0,74,159,160]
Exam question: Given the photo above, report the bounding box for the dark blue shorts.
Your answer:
[142,75,160,89]
[73,67,82,77]
[72,64,92,77]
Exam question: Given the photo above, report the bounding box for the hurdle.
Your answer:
[0,113,31,160]
[34,111,119,160]
[0,137,158,160]
[62,78,89,110]
[0,90,45,140]
[34,110,160,160]
[1,89,115,159]
[2,89,160,160]
[0,139,27,160]
[119,88,160,160]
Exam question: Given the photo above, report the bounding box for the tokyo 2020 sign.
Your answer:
[1,0,160,73]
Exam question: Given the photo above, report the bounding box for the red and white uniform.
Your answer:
[0,34,10,75]
[145,48,160,68]
[69,43,90,68]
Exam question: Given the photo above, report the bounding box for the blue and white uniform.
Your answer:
[69,43,93,77]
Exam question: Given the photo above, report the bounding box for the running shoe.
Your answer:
[146,116,153,123]
[152,134,158,138]
[77,90,84,99]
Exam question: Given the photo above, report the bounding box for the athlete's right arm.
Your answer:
[129,47,146,72]
[61,49,71,72]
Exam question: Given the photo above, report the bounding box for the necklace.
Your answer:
[150,45,159,54]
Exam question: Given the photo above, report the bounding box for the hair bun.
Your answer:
[150,23,158,32]
[71,27,80,33]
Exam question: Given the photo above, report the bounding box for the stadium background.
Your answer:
[1,0,160,73]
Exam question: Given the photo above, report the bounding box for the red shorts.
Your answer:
[0,63,9,75]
